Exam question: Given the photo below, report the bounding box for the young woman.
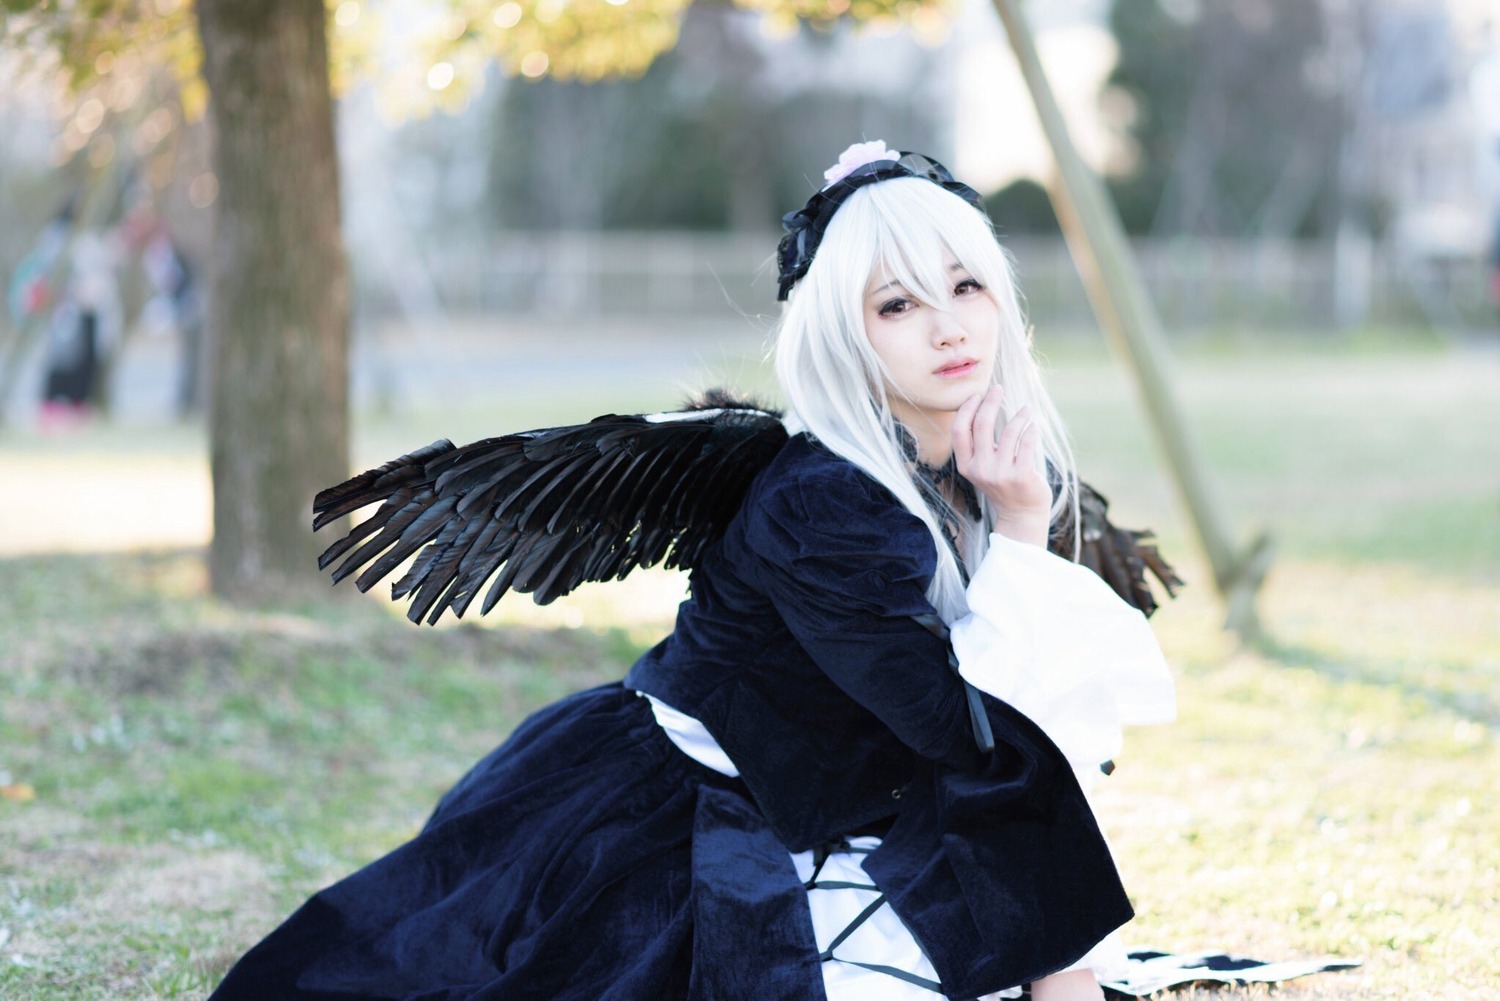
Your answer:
[210,141,1175,1001]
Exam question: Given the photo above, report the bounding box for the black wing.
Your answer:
[1050,483,1184,618]
[313,392,788,624]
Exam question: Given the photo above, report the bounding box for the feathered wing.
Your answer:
[313,393,789,624]
[314,390,1177,624]
[1050,482,1184,618]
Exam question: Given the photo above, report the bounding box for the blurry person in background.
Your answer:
[8,197,125,433]
[37,228,121,431]
[1490,212,1500,311]
[138,222,204,419]
[6,200,70,331]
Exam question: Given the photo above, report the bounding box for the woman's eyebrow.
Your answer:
[867,263,969,298]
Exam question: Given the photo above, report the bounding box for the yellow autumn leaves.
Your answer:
[321,0,954,119]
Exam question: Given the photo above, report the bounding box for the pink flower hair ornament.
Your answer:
[776,142,989,301]
[822,140,900,186]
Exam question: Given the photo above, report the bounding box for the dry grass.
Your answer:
[1091,561,1497,999]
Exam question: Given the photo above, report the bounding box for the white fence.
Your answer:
[355,232,1495,331]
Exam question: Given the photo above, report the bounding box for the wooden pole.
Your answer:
[987,0,1270,636]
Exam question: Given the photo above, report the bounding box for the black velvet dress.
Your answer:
[210,435,1131,1001]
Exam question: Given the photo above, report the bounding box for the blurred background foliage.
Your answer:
[2,0,1493,321]
[1101,0,1344,239]
[484,5,945,231]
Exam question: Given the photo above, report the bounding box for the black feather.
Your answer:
[310,394,787,623]
[1051,483,1183,617]
[313,440,454,530]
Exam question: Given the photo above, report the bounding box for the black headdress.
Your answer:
[776,147,989,301]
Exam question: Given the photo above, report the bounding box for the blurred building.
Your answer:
[1336,0,1498,326]
[1362,0,1499,258]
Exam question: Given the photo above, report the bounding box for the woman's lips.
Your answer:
[935,360,977,378]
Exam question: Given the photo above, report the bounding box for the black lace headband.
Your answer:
[775,142,989,302]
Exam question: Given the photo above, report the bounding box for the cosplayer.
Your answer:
[211,142,1184,1001]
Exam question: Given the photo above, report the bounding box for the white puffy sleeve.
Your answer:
[949,531,1176,792]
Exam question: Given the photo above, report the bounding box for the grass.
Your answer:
[0,330,1496,998]
[0,550,634,999]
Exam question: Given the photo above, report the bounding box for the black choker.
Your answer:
[897,425,981,522]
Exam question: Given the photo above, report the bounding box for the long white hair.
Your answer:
[774,176,1078,622]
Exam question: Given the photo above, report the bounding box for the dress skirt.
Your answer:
[209,683,826,1001]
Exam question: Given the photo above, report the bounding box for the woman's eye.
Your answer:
[954,277,982,296]
[878,296,916,317]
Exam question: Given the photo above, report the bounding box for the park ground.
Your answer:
[0,321,1496,998]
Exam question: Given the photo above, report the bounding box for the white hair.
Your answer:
[774,176,1078,621]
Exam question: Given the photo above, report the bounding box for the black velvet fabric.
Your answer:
[211,686,824,1000]
[630,435,1132,996]
[213,434,1132,1000]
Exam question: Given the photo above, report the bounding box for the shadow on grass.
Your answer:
[1252,633,1499,727]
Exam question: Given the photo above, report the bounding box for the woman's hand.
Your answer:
[952,386,1051,547]
[1031,969,1105,1001]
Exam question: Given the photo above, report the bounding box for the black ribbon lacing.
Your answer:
[902,426,981,584]
[805,839,946,994]
[916,454,982,553]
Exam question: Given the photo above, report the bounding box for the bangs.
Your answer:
[820,176,1005,311]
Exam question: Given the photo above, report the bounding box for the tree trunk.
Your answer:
[196,0,349,602]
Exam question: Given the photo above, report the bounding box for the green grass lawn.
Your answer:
[0,331,1496,998]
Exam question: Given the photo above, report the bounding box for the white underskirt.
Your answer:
[790,837,1133,1000]
[644,532,1176,999]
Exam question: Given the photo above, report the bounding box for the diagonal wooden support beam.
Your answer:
[988,0,1270,637]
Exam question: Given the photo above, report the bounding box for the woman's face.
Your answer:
[862,254,999,434]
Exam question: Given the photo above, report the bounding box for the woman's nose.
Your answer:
[932,310,966,346]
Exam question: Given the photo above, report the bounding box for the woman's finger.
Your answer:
[972,385,1004,452]
[951,392,982,464]
[1014,419,1040,470]
[996,403,1030,459]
